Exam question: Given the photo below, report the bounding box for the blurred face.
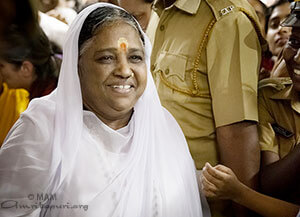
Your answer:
[266,2,291,57]
[248,0,266,35]
[39,0,59,12]
[283,27,300,93]
[79,21,147,127]
[117,0,152,31]
[0,60,22,88]
[0,59,35,90]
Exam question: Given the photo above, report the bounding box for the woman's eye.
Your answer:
[97,55,114,63]
[129,55,143,63]
[269,20,280,29]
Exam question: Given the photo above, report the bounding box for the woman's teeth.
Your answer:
[112,85,131,89]
[294,69,300,75]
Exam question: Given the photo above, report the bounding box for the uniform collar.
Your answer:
[153,0,201,15]
[270,85,300,114]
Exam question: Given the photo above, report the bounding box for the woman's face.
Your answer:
[0,60,22,88]
[266,2,291,57]
[79,21,147,124]
[0,59,35,90]
[283,27,300,93]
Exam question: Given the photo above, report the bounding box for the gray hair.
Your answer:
[78,6,144,56]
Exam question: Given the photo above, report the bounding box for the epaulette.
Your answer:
[258,77,292,91]
[205,0,267,50]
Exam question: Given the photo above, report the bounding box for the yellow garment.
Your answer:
[0,83,29,146]
[147,0,264,169]
[258,77,300,158]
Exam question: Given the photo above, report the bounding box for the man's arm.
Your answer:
[260,145,300,197]
[216,120,260,216]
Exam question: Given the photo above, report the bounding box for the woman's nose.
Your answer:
[114,56,132,78]
[279,26,291,35]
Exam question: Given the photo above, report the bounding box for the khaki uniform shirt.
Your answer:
[147,0,265,169]
[258,78,300,157]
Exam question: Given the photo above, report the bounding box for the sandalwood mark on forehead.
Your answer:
[118,37,128,52]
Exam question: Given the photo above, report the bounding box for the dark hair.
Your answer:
[0,0,38,35]
[0,24,59,99]
[78,6,144,54]
[144,0,155,3]
[265,0,290,32]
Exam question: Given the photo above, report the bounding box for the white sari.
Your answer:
[0,3,203,217]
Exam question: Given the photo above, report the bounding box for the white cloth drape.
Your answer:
[0,3,204,217]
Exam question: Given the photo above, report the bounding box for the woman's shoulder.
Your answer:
[0,96,56,215]
[2,95,56,149]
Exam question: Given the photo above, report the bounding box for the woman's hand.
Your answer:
[201,163,245,202]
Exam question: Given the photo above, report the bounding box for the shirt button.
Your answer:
[165,68,170,75]
[160,25,165,31]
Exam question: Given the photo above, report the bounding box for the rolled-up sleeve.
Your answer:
[207,12,261,127]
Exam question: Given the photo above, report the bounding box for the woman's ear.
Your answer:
[20,61,35,79]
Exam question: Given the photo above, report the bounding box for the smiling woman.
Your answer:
[0,3,204,217]
[77,8,147,129]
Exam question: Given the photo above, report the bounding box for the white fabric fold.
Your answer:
[0,3,204,217]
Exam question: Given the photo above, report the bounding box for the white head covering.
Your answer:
[0,3,203,217]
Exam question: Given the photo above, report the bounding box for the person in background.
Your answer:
[116,0,154,31]
[37,0,75,51]
[78,0,118,11]
[0,25,59,145]
[263,0,292,78]
[258,0,300,204]
[147,0,266,216]
[0,0,38,146]
[38,0,77,25]
[202,2,300,215]
[266,0,291,60]
[38,10,69,50]
[0,0,37,38]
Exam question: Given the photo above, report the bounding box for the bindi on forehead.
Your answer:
[118,37,128,52]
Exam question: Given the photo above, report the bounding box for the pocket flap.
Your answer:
[155,52,187,81]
